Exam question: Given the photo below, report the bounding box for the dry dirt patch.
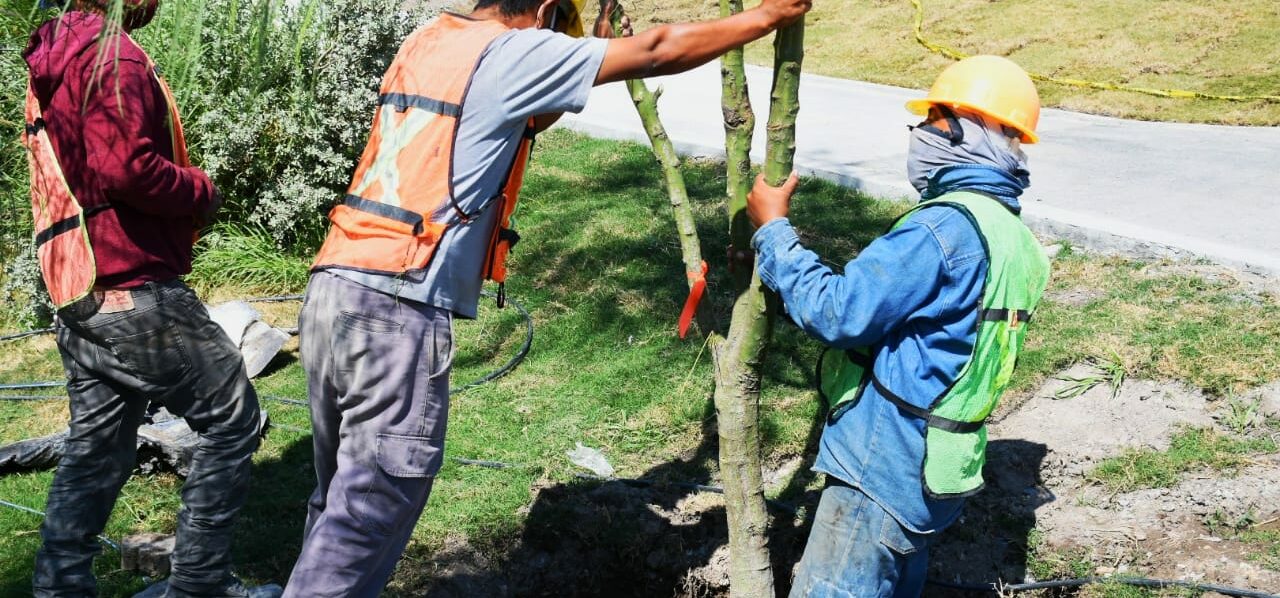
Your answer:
[933,367,1280,591]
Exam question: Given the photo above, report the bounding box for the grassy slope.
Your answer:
[0,130,1278,595]
[629,0,1280,125]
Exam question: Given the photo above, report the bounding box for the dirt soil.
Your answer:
[397,368,1280,597]
[933,367,1280,593]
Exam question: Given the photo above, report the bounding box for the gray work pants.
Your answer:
[34,281,261,597]
[284,272,452,597]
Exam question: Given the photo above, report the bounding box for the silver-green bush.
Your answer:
[140,0,434,250]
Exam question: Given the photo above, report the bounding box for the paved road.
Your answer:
[560,62,1280,275]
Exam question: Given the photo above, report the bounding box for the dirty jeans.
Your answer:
[284,272,451,597]
[34,280,262,597]
[789,480,930,598]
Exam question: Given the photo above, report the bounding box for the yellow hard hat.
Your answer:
[557,0,587,37]
[906,55,1041,144]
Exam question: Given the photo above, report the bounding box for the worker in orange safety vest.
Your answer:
[285,0,812,594]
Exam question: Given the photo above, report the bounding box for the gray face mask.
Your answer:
[906,109,1029,193]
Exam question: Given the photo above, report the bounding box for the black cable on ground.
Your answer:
[0,328,54,343]
[449,290,534,395]
[0,381,61,391]
[261,396,309,407]
[0,498,120,552]
[452,457,523,470]
[925,576,1277,597]
[243,294,304,303]
[2,290,534,401]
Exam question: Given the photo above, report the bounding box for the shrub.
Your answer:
[1,2,45,327]
[137,0,434,250]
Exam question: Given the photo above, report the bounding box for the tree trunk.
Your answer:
[764,21,805,186]
[720,0,756,294]
[710,1,778,595]
[602,3,805,594]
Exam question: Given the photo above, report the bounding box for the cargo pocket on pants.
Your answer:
[353,433,444,535]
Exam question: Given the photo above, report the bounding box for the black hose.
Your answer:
[1,289,536,403]
[244,295,304,303]
[925,576,1277,597]
[449,290,534,395]
[0,499,119,552]
[452,457,523,469]
[0,328,54,343]
[0,381,61,391]
[261,396,309,407]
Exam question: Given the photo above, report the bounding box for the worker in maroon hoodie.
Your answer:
[24,2,276,596]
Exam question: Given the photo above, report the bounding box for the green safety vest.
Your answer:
[817,191,1051,499]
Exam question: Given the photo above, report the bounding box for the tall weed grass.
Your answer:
[188,222,310,294]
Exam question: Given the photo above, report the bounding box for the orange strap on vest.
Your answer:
[312,14,532,296]
[152,66,190,168]
[483,123,535,307]
[677,260,709,339]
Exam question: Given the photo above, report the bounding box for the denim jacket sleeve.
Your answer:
[751,213,973,349]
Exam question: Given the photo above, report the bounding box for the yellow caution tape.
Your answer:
[909,0,1280,103]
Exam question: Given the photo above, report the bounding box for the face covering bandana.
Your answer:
[907,108,1029,194]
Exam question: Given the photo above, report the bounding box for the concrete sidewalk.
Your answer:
[560,62,1280,275]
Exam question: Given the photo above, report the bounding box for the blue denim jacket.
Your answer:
[752,185,1021,534]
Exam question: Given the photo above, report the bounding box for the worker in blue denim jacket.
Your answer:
[747,56,1049,597]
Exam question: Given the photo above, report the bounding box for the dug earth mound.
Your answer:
[399,369,1279,596]
[933,367,1280,592]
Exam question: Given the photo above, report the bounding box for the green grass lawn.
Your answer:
[1,130,1278,595]
[628,0,1280,125]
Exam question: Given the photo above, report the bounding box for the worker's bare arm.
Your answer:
[594,0,809,85]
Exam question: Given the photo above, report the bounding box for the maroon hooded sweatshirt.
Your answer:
[23,12,219,289]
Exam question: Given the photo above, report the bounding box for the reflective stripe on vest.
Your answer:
[24,50,189,309]
[311,13,532,282]
[815,192,1051,499]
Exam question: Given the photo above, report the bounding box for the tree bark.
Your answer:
[600,4,805,594]
[607,7,706,308]
[709,0,778,594]
[764,21,805,187]
[720,0,756,293]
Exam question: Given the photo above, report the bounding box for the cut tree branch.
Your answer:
[607,2,712,333]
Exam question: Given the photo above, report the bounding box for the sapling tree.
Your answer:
[602,1,805,594]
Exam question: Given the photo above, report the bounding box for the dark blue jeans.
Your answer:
[789,482,930,598]
[284,272,452,597]
[33,281,261,598]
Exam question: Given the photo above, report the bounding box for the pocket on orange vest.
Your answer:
[323,204,447,272]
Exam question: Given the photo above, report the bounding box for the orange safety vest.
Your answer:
[311,13,533,302]
[25,37,189,309]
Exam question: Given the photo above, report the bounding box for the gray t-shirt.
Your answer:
[330,24,608,318]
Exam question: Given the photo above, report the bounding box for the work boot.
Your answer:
[132,578,284,598]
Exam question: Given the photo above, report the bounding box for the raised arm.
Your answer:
[594,0,809,85]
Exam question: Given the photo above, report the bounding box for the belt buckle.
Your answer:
[1007,310,1022,329]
